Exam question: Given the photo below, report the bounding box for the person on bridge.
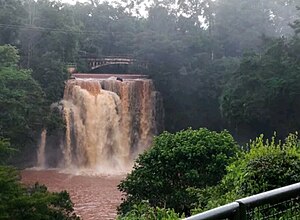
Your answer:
[116,77,123,82]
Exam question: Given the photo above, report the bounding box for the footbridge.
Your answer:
[67,55,148,77]
[71,73,149,80]
[86,56,147,70]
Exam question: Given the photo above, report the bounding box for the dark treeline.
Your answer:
[1,0,300,153]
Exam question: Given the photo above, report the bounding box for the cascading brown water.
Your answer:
[37,77,163,174]
[37,129,47,168]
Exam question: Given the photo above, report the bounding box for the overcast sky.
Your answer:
[60,0,150,17]
[60,0,128,5]
[61,0,89,4]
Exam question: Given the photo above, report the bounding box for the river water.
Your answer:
[21,170,124,220]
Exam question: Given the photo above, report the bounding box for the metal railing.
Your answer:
[66,63,77,67]
[185,182,300,220]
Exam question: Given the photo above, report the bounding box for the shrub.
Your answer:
[222,133,300,196]
[118,128,239,215]
[194,133,300,213]
[0,166,80,220]
[117,201,183,220]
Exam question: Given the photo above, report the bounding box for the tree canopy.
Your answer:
[194,133,300,213]
[221,36,300,138]
[118,128,239,215]
[1,0,299,140]
[1,0,300,219]
[0,138,79,219]
[0,45,45,155]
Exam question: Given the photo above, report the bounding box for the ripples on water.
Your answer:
[21,169,124,220]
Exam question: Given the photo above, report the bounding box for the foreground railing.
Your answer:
[185,182,300,220]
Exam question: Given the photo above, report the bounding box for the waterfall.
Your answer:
[37,129,47,168]
[38,76,163,175]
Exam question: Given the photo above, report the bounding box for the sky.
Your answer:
[60,0,150,17]
[61,0,89,4]
[61,0,129,5]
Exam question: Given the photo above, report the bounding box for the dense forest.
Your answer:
[1,0,300,219]
[0,0,299,150]
[1,0,299,152]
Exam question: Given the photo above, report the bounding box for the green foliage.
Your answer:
[193,133,300,213]
[0,1,300,218]
[224,133,300,196]
[117,201,183,220]
[213,0,298,57]
[30,52,69,103]
[0,0,26,45]
[0,138,79,219]
[1,0,299,137]
[118,128,239,215]
[0,45,45,149]
[0,166,79,220]
[221,37,300,138]
[0,138,17,164]
[0,44,20,67]
[289,6,300,34]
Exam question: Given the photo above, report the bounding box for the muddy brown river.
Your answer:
[21,170,124,220]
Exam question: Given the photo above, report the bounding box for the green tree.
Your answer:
[0,44,20,67]
[267,0,299,35]
[220,36,300,139]
[118,128,239,215]
[20,0,80,67]
[0,0,27,45]
[290,6,300,34]
[232,134,300,196]
[30,52,68,104]
[192,133,300,213]
[0,137,16,165]
[130,5,226,131]
[213,0,275,57]
[3,182,79,220]
[0,138,79,219]
[0,129,78,219]
[16,0,81,103]
[117,201,183,220]
[0,45,45,151]
[72,2,139,57]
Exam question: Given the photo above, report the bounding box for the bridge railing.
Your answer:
[80,54,134,59]
[86,56,148,70]
[185,182,300,220]
[66,62,77,67]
